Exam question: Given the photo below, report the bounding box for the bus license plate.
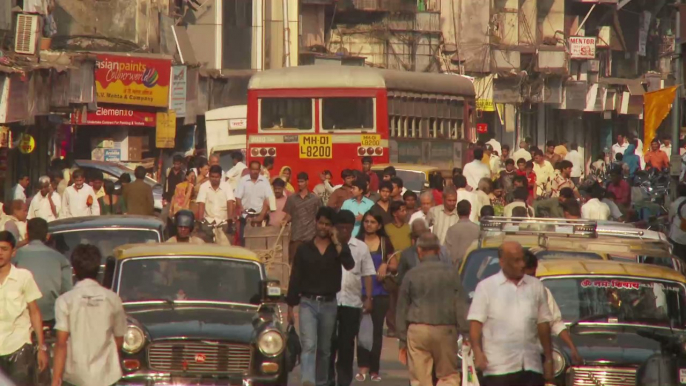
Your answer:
[299,135,332,159]
[361,134,380,147]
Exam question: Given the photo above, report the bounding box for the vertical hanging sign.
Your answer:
[156,110,177,148]
[170,66,187,117]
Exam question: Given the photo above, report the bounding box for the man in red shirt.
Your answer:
[606,169,631,207]
[361,156,379,193]
[644,140,670,170]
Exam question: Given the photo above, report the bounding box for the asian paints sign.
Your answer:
[95,54,172,108]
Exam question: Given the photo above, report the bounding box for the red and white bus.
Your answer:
[246,66,475,187]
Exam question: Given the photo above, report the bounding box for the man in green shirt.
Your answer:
[533,187,575,218]
[385,201,412,252]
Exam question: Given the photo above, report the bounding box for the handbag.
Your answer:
[285,324,301,372]
[461,345,480,386]
[381,240,399,292]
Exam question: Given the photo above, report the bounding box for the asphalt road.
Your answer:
[288,335,409,386]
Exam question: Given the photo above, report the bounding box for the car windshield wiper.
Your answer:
[568,313,617,330]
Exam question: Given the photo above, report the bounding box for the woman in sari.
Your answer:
[277,166,295,193]
[170,171,195,218]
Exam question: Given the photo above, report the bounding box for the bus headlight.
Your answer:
[258,330,285,357]
[552,349,566,376]
[122,325,145,354]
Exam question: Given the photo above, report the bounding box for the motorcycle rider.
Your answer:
[166,210,205,244]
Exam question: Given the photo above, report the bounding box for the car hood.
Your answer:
[125,304,261,343]
[559,328,663,366]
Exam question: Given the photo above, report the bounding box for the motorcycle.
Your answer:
[635,328,686,386]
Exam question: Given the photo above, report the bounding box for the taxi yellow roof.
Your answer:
[114,243,260,262]
[370,163,439,173]
[537,259,686,283]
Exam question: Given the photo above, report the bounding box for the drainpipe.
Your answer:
[672,2,682,158]
[283,0,291,67]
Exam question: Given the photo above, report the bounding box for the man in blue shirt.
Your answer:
[341,180,374,236]
[13,217,73,326]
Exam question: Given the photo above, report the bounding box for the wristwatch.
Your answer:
[39,344,48,352]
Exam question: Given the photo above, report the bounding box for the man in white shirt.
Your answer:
[426,187,460,243]
[409,190,434,227]
[329,210,375,386]
[661,137,673,158]
[52,244,127,386]
[533,150,555,198]
[61,169,100,218]
[453,175,481,223]
[669,185,686,261]
[512,139,532,162]
[486,137,502,157]
[468,241,554,386]
[27,175,60,222]
[235,161,275,244]
[463,148,491,190]
[225,151,248,190]
[12,175,29,202]
[611,134,629,161]
[581,185,611,221]
[564,142,584,185]
[196,165,236,243]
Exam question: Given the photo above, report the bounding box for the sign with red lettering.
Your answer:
[569,37,596,59]
[71,107,156,127]
[95,54,171,107]
[476,123,488,134]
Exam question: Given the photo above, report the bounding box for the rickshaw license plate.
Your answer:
[299,135,332,159]
[361,134,380,147]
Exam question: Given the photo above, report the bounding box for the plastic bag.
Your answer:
[461,345,480,386]
[358,314,373,351]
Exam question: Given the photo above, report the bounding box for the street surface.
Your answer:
[288,335,408,386]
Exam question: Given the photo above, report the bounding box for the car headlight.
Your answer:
[258,329,285,357]
[552,349,566,376]
[122,325,145,354]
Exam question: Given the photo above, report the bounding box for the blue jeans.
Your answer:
[299,297,338,386]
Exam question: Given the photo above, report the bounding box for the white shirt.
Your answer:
[545,287,566,337]
[486,138,502,157]
[463,160,491,190]
[565,150,583,178]
[337,238,376,308]
[225,161,248,190]
[13,184,26,202]
[533,160,555,196]
[27,191,61,222]
[669,196,686,245]
[581,198,611,220]
[602,198,623,221]
[0,265,42,355]
[196,180,236,223]
[611,142,629,161]
[61,184,100,218]
[457,189,481,223]
[235,175,274,217]
[661,145,672,158]
[489,154,502,175]
[409,210,428,227]
[467,271,553,376]
[55,279,127,386]
[512,148,532,162]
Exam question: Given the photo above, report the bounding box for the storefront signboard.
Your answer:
[156,110,176,148]
[71,107,156,127]
[18,133,35,154]
[170,66,187,117]
[569,37,596,59]
[95,54,172,107]
[104,148,122,162]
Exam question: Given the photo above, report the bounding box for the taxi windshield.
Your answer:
[118,257,263,305]
[51,229,160,263]
[544,277,686,328]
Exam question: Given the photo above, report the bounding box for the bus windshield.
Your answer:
[260,98,313,131]
[321,97,375,131]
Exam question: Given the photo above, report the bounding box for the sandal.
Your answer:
[370,374,382,382]
[355,373,367,382]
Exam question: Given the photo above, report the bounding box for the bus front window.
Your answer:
[260,98,313,131]
[322,97,374,131]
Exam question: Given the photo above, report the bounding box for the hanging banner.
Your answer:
[71,106,156,127]
[156,110,177,148]
[643,86,678,153]
[170,66,187,117]
[95,54,172,107]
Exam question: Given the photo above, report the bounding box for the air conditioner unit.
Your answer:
[14,14,39,55]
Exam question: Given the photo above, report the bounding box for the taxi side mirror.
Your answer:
[103,256,116,289]
[262,280,283,302]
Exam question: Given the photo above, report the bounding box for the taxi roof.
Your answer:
[537,259,686,283]
[49,215,164,232]
[370,163,439,173]
[113,243,260,262]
